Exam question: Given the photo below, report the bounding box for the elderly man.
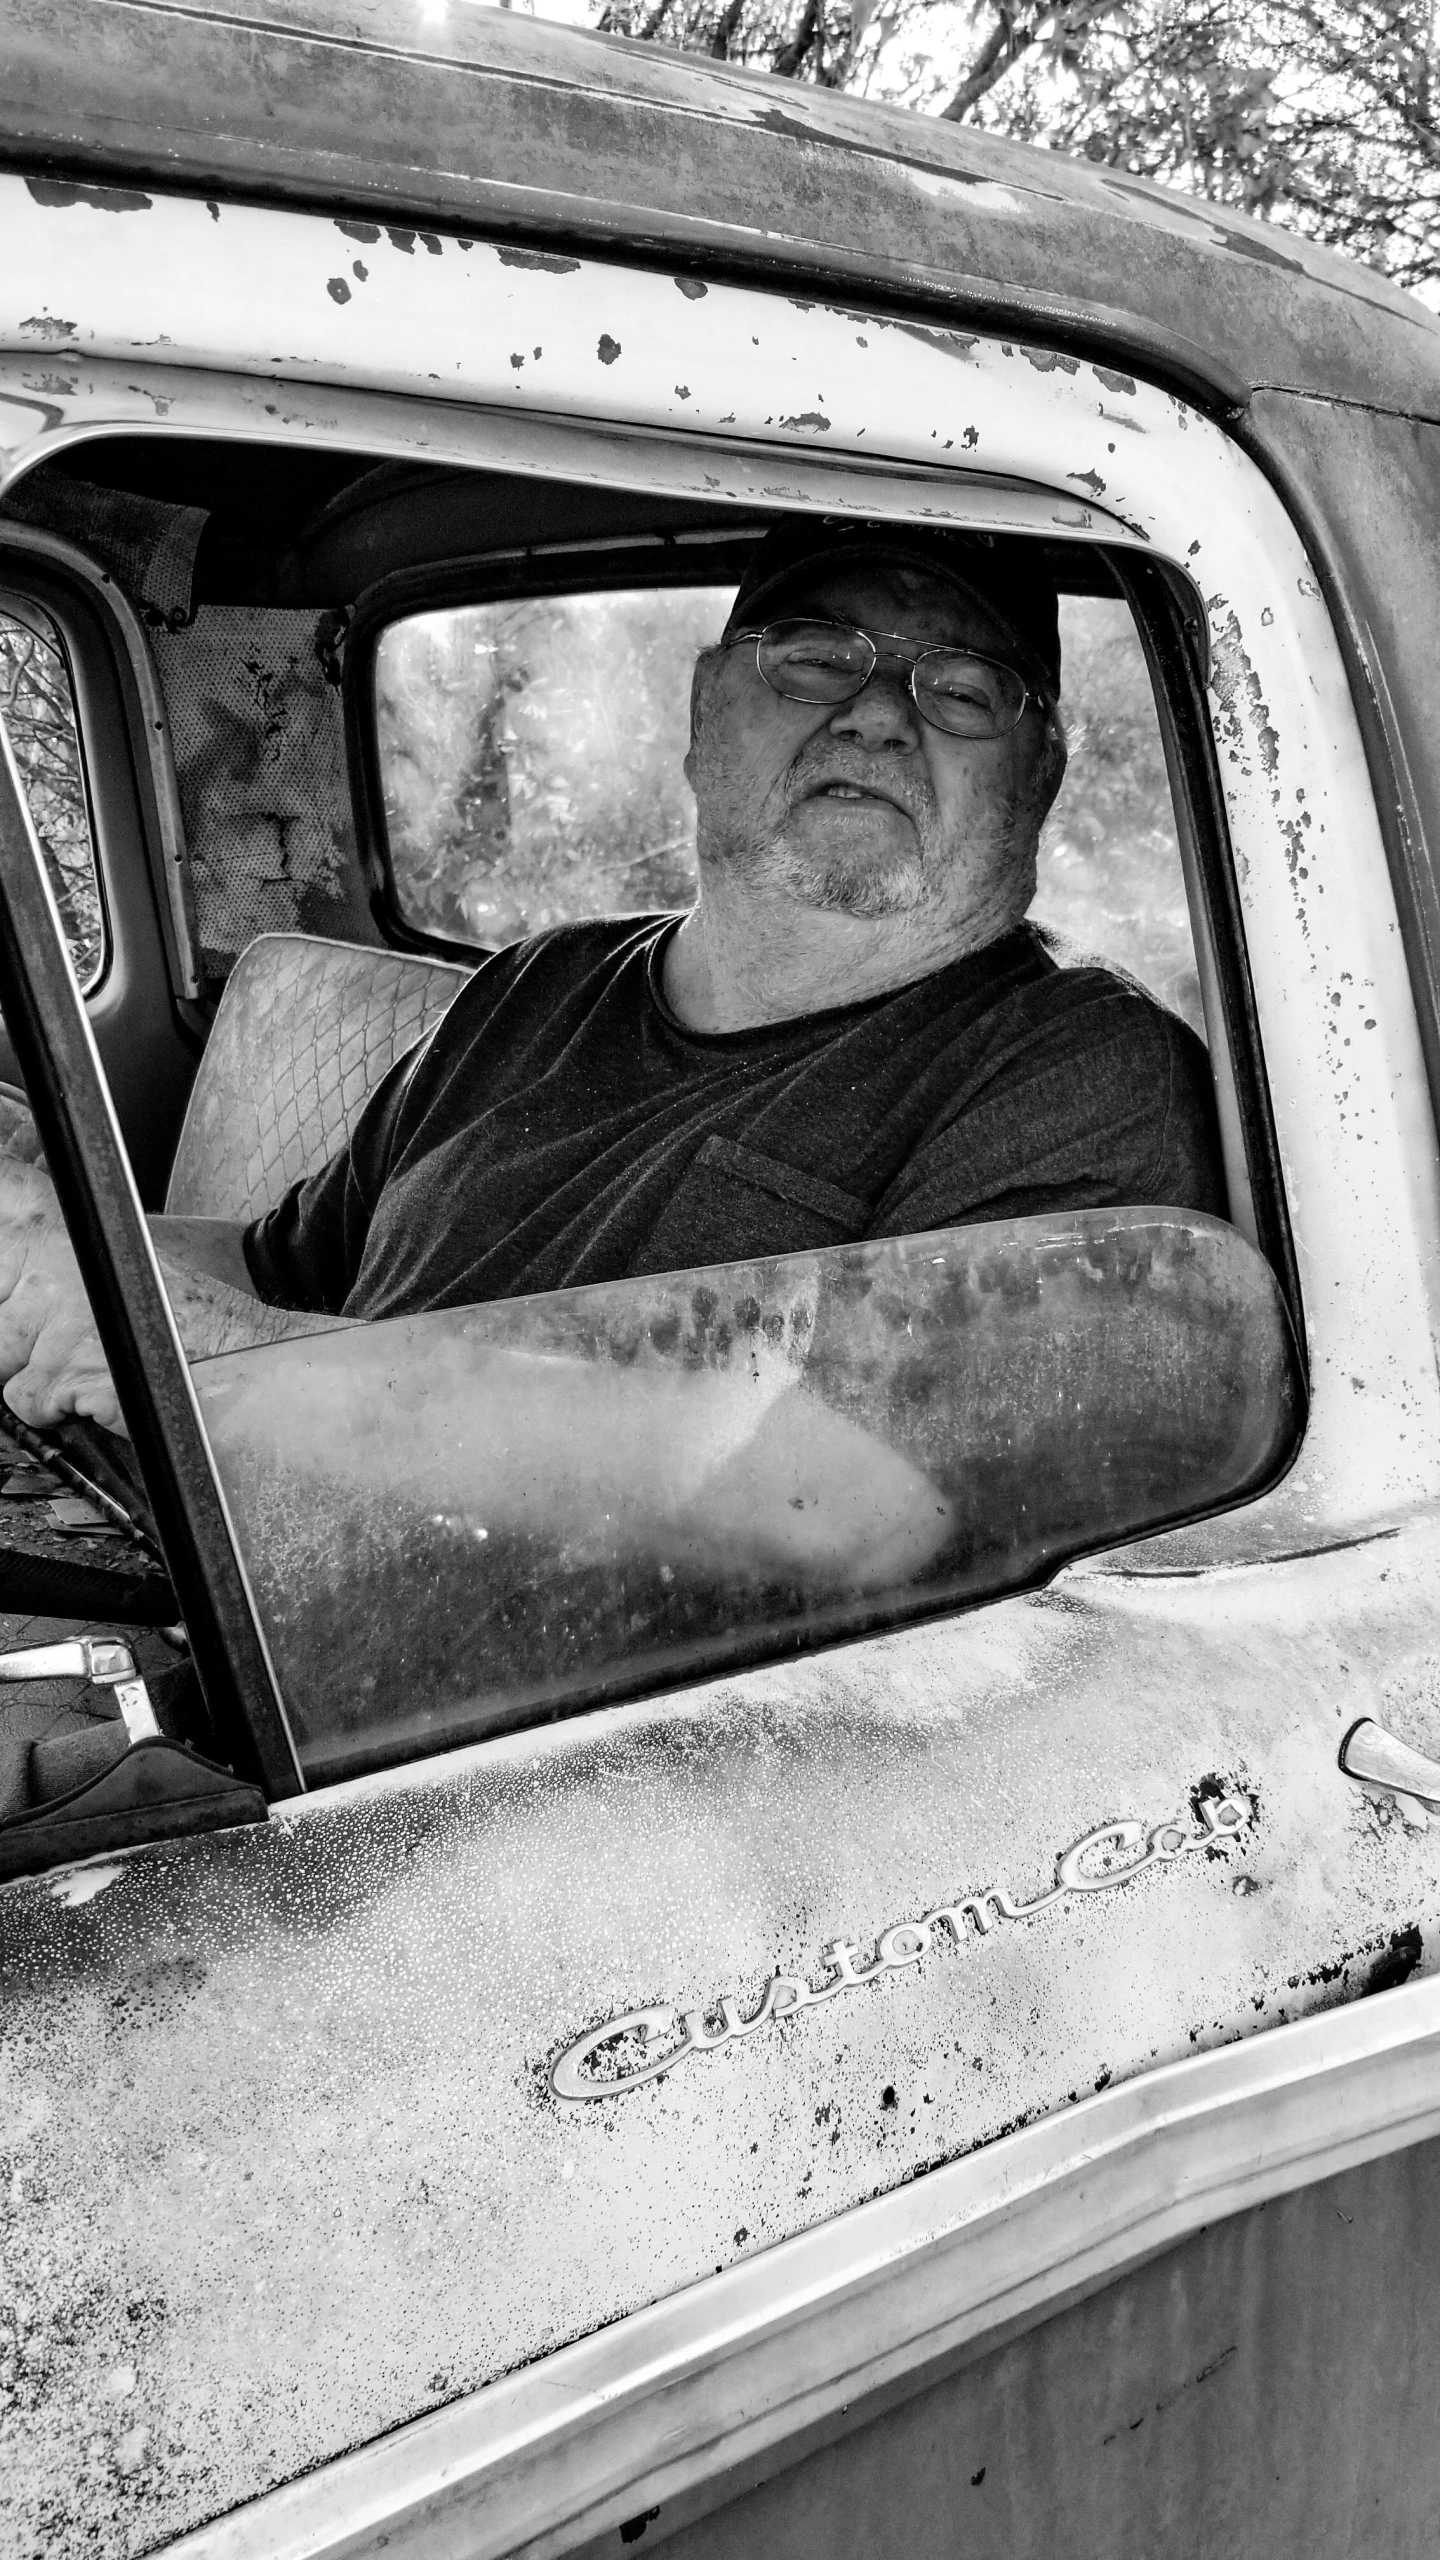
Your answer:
[0,520,1222,1437]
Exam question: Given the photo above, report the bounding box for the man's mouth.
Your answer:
[807,780,905,807]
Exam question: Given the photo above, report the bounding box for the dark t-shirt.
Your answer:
[244,915,1226,1320]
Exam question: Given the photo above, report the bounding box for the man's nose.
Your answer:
[827,665,920,753]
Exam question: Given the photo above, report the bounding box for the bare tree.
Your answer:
[594,0,1440,295]
[0,611,103,986]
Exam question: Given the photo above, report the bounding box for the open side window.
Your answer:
[210,502,1300,1781]
[0,437,1305,1852]
[353,529,1290,1299]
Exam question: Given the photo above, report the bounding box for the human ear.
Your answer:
[1030,707,1068,823]
[688,647,720,743]
[685,646,721,793]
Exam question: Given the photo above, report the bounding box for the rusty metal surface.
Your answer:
[188,1211,1300,1779]
[1241,396,1440,1165]
[6,1516,1440,2554]
[0,0,1437,417]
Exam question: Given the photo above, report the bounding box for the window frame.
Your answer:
[0,586,111,996]
[1113,554,1303,1347]
[0,732,302,1797]
[346,530,1301,1348]
[0,223,1430,1811]
[0,526,206,1206]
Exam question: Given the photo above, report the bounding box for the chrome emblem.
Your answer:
[550,1793,1250,2102]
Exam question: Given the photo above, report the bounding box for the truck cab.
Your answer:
[3,8,1440,2554]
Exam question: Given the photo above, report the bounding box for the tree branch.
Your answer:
[774,0,820,75]
[940,6,1026,117]
[709,0,746,53]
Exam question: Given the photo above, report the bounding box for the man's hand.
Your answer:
[0,1153,123,1433]
[0,1130,355,1440]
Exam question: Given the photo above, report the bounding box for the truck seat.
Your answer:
[165,932,469,1224]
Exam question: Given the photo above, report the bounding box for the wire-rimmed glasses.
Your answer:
[726,617,1045,738]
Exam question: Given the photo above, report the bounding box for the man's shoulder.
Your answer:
[437,911,672,1035]
[473,910,672,984]
[1002,922,1203,1059]
[888,923,1226,1226]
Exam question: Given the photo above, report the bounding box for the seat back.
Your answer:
[165,933,469,1223]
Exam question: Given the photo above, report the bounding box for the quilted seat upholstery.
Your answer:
[165,933,470,1223]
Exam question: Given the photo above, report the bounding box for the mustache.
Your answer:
[783,743,935,822]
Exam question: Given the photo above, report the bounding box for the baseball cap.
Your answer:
[722,520,1062,700]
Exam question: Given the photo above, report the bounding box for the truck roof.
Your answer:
[1,0,1436,416]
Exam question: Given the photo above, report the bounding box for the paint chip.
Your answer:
[25,178,151,214]
[497,245,581,274]
[49,1863,124,1907]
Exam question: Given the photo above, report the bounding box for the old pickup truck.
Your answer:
[4,3,1440,2554]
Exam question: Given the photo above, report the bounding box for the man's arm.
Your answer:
[0,1157,351,1436]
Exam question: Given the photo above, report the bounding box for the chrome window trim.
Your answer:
[162,1977,1440,2559]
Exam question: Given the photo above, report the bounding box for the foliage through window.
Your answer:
[378,587,724,951]
[0,600,104,990]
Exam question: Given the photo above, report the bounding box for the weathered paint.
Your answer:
[0,0,1437,415]
[8,1524,1440,2553]
[0,178,1438,2556]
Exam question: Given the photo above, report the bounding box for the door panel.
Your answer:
[7,1519,1440,2554]
[614,2135,1440,2560]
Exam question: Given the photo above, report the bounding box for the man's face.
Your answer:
[684,560,1062,927]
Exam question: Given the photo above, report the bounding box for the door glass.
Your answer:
[0,600,105,991]
[192,1210,1301,1784]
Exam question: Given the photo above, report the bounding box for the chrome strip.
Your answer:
[0,517,202,1001]
[162,1978,1440,2560]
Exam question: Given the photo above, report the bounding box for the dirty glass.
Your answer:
[378,586,724,948]
[191,1209,1300,1785]
[0,600,105,990]
[376,588,1201,1035]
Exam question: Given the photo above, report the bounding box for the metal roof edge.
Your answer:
[0,0,1438,417]
[0,145,1254,416]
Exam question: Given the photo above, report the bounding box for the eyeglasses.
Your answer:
[725,617,1046,739]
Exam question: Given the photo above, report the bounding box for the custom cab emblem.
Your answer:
[551,1793,1250,2102]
